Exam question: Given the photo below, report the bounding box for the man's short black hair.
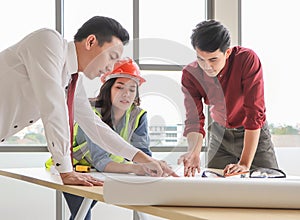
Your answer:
[74,16,129,46]
[191,19,231,53]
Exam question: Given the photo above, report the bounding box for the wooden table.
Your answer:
[0,167,300,220]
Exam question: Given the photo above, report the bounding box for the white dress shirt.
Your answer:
[0,28,139,172]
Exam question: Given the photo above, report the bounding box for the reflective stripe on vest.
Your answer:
[72,142,93,165]
[45,105,145,168]
[71,123,93,165]
[120,105,145,141]
[106,105,145,163]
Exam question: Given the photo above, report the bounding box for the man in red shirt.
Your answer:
[178,20,278,177]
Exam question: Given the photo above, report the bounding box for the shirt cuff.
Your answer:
[54,155,73,173]
[93,157,113,172]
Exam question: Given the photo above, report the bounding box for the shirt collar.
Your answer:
[66,41,78,75]
[218,58,230,77]
[218,47,236,77]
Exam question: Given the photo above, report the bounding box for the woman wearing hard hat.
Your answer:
[64,58,153,220]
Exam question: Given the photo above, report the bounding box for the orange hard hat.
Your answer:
[101,58,146,86]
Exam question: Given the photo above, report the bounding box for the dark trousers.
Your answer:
[207,121,279,169]
[63,192,97,220]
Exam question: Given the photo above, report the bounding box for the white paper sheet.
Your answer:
[102,175,300,209]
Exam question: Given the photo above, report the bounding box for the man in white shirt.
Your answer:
[0,16,176,186]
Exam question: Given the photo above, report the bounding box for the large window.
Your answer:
[0,0,206,149]
[242,0,300,148]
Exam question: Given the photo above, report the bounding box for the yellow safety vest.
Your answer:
[45,105,145,169]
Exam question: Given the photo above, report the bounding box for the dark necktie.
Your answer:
[67,73,78,165]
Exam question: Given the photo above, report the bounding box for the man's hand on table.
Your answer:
[177,151,201,177]
[60,171,103,186]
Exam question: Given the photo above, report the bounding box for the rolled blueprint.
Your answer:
[103,175,300,208]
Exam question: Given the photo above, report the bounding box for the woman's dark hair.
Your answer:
[74,16,129,46]
[191,19,231,53]
[89,78,141,129]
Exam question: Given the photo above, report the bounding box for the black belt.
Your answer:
[214,122,244,131]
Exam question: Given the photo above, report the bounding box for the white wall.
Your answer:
[0,153,55,220]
